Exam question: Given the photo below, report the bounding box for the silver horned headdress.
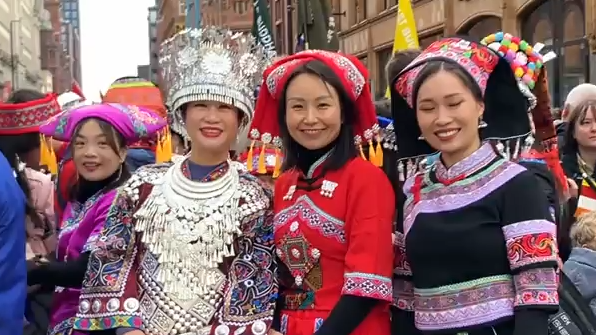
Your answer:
[159,26,270,139]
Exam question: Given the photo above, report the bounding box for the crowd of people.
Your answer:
[2,26,596,335]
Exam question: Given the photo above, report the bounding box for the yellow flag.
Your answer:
[384,0,419,98]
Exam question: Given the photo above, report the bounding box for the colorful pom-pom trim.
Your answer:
[481,32,545,90]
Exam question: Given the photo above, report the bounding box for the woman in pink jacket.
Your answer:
[0,89,61,335]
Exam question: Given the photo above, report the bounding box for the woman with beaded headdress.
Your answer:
[390,37,559,335]
[249,50,394,335]
[26,103,166,335]
[73,27,278,335]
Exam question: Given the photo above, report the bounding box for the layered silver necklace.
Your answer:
[134,158,242,299]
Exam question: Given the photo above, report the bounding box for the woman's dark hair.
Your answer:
[6,89,46,103]
[375,100,391,118]
[412,61,483,107]
[67,118,131,201]
[0,89,47,229]
[563,100,596,155]
[386,49,421,86]
[277,60,358,172]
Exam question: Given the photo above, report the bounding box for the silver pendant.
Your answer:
[320,180,338,198]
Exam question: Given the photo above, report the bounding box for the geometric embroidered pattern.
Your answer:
[513,267,558,307]
[274,195,345,243]
[413,274,516,331]
[342,272,392,301]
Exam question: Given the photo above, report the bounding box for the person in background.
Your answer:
[564,210,596,316]
[390,37,558,335]
[559,84,596,151]
[0,89,61,335]
[0,150,26,335]
[27,103,166,335]
[385,48,423,216]
[101,76,168,171]
[250,50,394,335]
[385,49,421,87]
[73,27,277,335]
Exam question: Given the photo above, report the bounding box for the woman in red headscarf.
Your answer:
[250,50,394,335]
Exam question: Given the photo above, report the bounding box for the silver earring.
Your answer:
[418,135,425,140]
[478,119,488,128]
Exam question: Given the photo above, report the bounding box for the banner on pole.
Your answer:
[385,0,419,98]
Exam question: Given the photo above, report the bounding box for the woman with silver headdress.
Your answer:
[72,27,278,335]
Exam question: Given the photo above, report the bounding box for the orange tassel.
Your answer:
[247,141,255,171]
[375,137,383,167]
[272,148,282,178]
[257,144,267,174]
[358,144,366,160]
[368,140,376,165]
[39,135,57,175]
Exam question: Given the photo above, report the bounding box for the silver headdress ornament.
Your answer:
[159,26,270,140]
[57,91,91,112]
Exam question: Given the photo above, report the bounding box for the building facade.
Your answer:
[0,0,45,91]
[60,0,79,34]
[58,22,81,92]
[59,0,81,89]
[336,0,589,106]
[148,5,159,82]
[42,0,71,93]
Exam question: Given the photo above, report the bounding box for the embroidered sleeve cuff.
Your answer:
[502,220,558,271]
[392,279,415,311]
[73,314,143,331]
[73,297,142,330]
[513,268,559,308]
[342,272,392,301]
[394,231,412,276]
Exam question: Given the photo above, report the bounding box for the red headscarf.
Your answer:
[249,50,381,166]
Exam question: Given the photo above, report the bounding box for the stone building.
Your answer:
[337,0,589,106]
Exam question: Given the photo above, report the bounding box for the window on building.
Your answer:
[348,1,357,26]
[275,22,283,55]
[461,16,501,41]
[420,33,442,49]
[356,0,366,22]
[63,2,70,10]
[376,47,392,98]
[275,0,281,20]
[64,11,71,19]
[179,0,185,15]
[522,0,587,106]
[234,0,248,14]
[359,57,367,67]
[71,2,77,10]
[383,0,397,11]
